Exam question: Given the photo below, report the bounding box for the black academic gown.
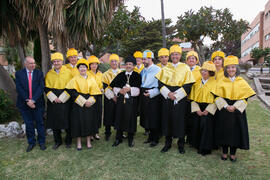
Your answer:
[68,90,98,138]
[45,88,71,130]
[103,83,116,127]
[140,88,161,130]
[190,103,214,151]
[92,94,102,129]
[110,71,141,133]
[214,98,250,150]
[159,82,193,139]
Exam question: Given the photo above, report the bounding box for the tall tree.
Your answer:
[11,0,122,74]
[0,0,30,65]
[176,6,249,63]
[66,0,122,56]
[121,18,175,59]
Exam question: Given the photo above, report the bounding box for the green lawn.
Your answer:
[0,97,270,180]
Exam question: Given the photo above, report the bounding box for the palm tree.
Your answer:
[66,0,122,54]
[0,0,30,65]
[11,0,122,74]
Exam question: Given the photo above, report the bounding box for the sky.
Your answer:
[125,0,268,24]
[125,0,269,45]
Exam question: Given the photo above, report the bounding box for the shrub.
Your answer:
[0,89,15,123]
[239,62,252,72]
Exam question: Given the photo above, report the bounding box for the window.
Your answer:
[241,23,260,45]
[265,33,270,41]
[241,42,259,57]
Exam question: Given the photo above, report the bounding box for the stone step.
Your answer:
[261,83,270,89]
[259,78,270,83]
[265,90,270,96]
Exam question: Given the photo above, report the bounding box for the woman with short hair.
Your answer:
[212,55,255,162]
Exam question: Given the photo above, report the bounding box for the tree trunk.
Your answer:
[0,65,17,104]
[82,50,87,59]
[37,20,50,75]
[193,41,205,65]
[17,42,25,66]
[55,33,67,61]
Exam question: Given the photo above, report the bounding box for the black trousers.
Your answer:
[105,125,112,136]
[165,136,185,147]
[222,145,237,155]
[116,130,134,141]
[53,129,72,145]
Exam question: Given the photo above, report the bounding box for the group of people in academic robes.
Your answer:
[30,44,256,163]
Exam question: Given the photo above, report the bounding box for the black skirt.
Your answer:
[114,94,138,133]
[214,99,249,150]
[69,92,98,138]
[139,88,161,129]
[45,88,71,130]
[189,103,214,150]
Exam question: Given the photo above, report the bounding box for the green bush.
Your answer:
[0,89,14,123]
[239,62,252,71]
[99,63,111,73]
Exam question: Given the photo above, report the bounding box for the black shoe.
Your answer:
[221,154,228,161]
[177,140,185,154]
[40,144,46,151]
[52,143,62,150]
[178,147,185,154]
[230,156,237,162]
[112,139,122,147]
[143,130,149,136]
[161,145,171,153]
[150,141,158,147]
[143,139,151,144]
[128,140,134,147]
[66,144,71,148]
[26,144,35,152]
[201,150,211,156]
[77,147,82,151]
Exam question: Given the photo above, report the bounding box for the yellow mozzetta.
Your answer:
[88,70,103,94]
[66,74,101,95]
[64,63,79,77]
[189,77,216,103]
[215,68,224,81]
[45,66,72,90]
[191,66,201,82]
[212,76,256,100]
[102,69,122,88]
[156,62,173,68]
[134,64,144,73]
[155,63,195,87]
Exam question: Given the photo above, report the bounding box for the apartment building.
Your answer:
[241,0,270,64]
